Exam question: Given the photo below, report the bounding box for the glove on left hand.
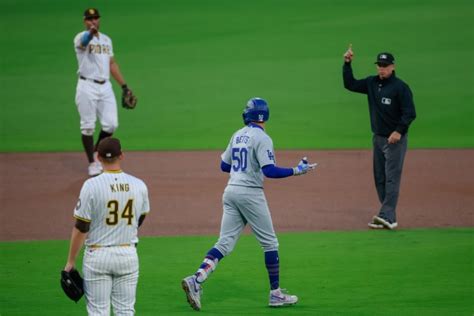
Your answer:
[60,269,84,302]
[122,85,137,109]
[293,157,317,176]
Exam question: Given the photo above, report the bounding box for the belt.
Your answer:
[80,76,106,85]
[88,243,136,248]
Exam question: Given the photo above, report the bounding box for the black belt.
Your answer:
[80,76,106,85]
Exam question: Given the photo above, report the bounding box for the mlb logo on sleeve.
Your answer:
[381,97,392,105]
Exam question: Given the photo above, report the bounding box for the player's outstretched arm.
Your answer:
[292,157,318,176]
[262,157,317,178]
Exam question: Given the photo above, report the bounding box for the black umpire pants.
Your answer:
[372,134,408,223]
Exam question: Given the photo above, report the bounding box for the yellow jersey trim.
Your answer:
[74,215,91,223]
[104,169,123,174]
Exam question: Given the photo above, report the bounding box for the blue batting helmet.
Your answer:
[242,97,270,125]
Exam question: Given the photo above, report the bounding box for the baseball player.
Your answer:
[74,8,136,176]
[63,137,150,315]
[182,98,317,310]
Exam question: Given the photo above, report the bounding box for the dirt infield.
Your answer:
[1,150,473,241]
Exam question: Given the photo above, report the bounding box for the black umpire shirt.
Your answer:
[343,62,416,137]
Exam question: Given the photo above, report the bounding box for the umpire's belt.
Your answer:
[88,243,137,248]
[80,76,106,85]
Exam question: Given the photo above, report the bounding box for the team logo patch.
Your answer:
[89,9,95,14]
[381,97,392,105]
[267,150,275,161]
[258,114,264,121]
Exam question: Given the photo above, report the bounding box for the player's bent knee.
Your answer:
[261,240,279,252]
[214,240,234,257]
[81,128,94,136]
[102,124,118,134]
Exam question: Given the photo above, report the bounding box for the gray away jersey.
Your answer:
[74,171,150,246]
[221,125,276,188]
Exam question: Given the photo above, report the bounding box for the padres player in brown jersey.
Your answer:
[74,8,135,176]
[64,137,150,315]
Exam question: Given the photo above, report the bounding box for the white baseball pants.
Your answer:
[75,79,118,134]
[83,246,139,316]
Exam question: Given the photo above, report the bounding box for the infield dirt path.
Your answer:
[1,150,473,241]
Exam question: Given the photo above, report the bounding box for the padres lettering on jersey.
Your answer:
[74,31,114,81]
[74,171,150,246]
[221,125,275,188]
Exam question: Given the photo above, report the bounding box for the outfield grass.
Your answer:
[0,228,472,315]
[1,0,473,151]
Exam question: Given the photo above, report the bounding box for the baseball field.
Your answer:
[1,0,473,315]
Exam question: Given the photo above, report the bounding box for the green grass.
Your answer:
[0,229,472,315]
[1,0,473,151]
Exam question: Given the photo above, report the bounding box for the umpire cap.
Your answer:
[84,8,100,19]
[375,52,395,65]
[98,137,122,159]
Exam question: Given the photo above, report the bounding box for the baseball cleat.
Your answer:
[182,275,202,311]
[372,216,398,230]
[368,222,384,229]
[269,288,298,307]
[88,162,103,177]
[368,217,384,229]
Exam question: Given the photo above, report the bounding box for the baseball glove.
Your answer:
[122,85,137,109]
[60,269,84,302]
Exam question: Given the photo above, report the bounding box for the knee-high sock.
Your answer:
[81,134,94,163]
[94,130,113,151]
[265,250,279,290]
[195,248,224,284]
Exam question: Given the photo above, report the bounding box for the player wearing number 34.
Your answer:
[64,137,150,315]
[182,98,317,311]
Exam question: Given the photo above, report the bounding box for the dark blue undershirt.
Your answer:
[221,161,293,178]
[261,164,294,178]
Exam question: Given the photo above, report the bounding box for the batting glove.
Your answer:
[293,157,317,176]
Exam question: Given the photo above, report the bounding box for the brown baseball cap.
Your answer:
[84,8,100,19]
[98,137,122,159]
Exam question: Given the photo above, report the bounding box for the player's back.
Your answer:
[222,124,275,189]
[76,171,149,247]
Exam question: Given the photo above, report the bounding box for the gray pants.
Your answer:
[215,185,279,256]
[373,134,408,223]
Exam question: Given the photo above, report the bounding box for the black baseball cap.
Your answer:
[375,52,395,65]
[84,8,100,19]
[98,137,122,159]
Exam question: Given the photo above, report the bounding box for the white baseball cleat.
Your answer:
[269,288,298,307]
[368,222,384,229]
[372,216,398,230]
[368,217,384,229]
[88,162,102,177]
[182,275,202,311]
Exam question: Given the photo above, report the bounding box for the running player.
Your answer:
[182,97,317,311]
[74,8,135,176]
[64,137,150,315]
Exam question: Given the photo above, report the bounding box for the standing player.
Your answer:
[63,137,150,315]
[342,45,416,229]
[182,98,317,311]
[74,8,136,176]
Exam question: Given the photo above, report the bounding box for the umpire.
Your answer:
[342,45,416,230]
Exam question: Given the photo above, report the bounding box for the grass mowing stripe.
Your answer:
[1,0,473,151]
[0,228,472,315]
